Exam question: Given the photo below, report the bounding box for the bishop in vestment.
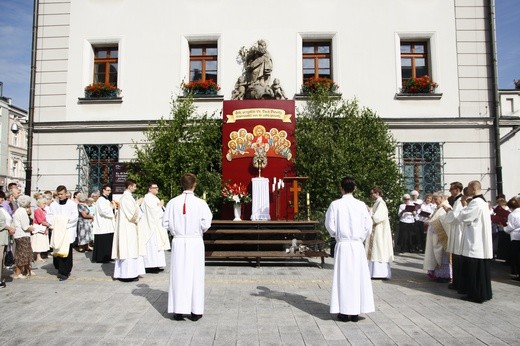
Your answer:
[325,176,375,322]
[162,173,212,321]
[112,179,146,282]
[140,182,170,272]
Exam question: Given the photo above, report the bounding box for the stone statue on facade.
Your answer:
[233,40,287,100]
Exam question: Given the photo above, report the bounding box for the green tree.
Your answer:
[129,96,222,214]
[295,89,405,235]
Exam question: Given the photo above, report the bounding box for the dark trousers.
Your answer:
[451,253,462,290]
[415,221,425,252]
[459,256,492,302]
[398,222,415,252]
[511,240,520,277]
[53,243,73,277]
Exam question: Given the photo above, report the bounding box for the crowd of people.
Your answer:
[1,175,519,322]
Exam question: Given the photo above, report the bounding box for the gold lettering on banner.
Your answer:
[226,108,292,123]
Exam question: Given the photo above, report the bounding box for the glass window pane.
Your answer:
[206,61,217,70]
[318,45,330,54]
[190,61,202,71]
[206,47,217,56]
[318,69,330,78]
[95,63,106,75]
[109,49,118,58]
[302,46,314,54]
[191,69,203,81]
[416,58,425,67]
[303,58,314,69]
[400,44,411,53]
[109,63,118,74]
[206,72,217,82]
[402,67,412,79]
[94,74,104,83]
[109,73,117,86]
[416,66,428,77]
[95,49,107,58]
[401,58,411,67]
[318,59,330,69]
[414,44,425,53]
[303,68,315,76]
[303,72,315,80]
[190,47,203,56]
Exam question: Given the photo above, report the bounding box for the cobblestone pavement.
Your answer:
[1,250,519,345]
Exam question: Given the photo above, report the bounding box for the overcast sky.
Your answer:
[0,1,519,110]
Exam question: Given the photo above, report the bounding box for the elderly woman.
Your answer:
[77,193,94,252]
[32,197,50,262]
[397,194,416,253]
[504,197,520,281]
[12,195,35,279]
[1,191,16,288]
[423,192,451,282]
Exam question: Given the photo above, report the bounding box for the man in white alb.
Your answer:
[163,173,212,321]
[325,176,375,322]
[112,179,146,282]
[140,182,170,273]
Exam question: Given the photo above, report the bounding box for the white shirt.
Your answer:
[398,203,415,223]
[504,208,520,241]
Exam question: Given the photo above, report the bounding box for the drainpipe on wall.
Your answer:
[489,0,502,196]
[25,0,39,195]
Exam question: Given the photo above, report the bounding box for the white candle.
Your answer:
[281,181,285,189]
[278,180,282,189]
[202,192,207,200]
[273,177,277,186]
[272,182,275,193]
[306,192,310,206]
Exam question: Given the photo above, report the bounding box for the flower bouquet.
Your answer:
[301,77,338,94]
[222,181,251,204]
[84,82,120,98]
[401,75,438,94]
[182,79,220,95]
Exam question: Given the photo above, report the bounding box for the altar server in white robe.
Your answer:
[140,182,170,272]
[366,187,394,279]
[163,173,212,321]
[325,176,375,322]
[112,179,146,282]
[456,180,493,303]
[443,181,464,291]
[92,184,116,263]
[48,185,79,281]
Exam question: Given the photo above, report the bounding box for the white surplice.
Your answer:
[444,195,464,255]
[325,194,375,315]
[457,196,493,259]
[365,197,394,279]
[162,190,212,315]
[112,191,145,279]
[139,193,170,268]
[93,196,115,236]
[47,199,79,244]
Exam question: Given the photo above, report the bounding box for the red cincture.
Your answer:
[182,193,187,215]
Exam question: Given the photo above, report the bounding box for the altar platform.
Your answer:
[204,220,329,267]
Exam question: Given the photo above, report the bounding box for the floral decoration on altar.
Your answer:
[252,146,267,176]
[222,181,251,204]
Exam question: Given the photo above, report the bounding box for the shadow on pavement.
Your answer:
[252,285,332,321]
[131,283,169,318]
[100,262,115,277]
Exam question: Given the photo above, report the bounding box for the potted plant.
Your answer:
[301,77,339,94]
[182,79,221,96]
[84,82,121,99]
[401,75,438,94]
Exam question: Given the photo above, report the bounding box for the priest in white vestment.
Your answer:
[47,185,79,281]
[140,182,170,272]
[112,179,146,282]
[325,176,375,322]
[456,180,493,303]
[366,187,394,279]
[162,173,212,321]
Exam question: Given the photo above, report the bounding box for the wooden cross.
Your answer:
[289,180,302,214]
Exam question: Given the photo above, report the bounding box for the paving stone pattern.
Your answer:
[1,251,519,345]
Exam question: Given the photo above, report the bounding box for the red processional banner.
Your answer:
[222,100,296,220]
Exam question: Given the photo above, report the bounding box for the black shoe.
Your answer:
[0,281,6,288]
[145,268,160,274]
[58,275,68,281]
[173,314,184,321]
[350,315,359,322]
[337,313,349,322]
[190,313,203,321]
